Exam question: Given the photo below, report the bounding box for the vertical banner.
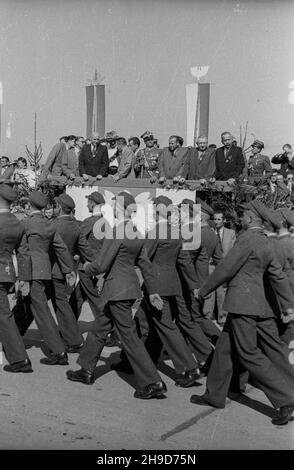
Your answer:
[186,82,198,147]
[95,84,105,138]
[199,83,210,138]
[86,85,94,138]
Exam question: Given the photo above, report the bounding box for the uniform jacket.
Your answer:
[51,215,93,279]
[200,227,294,317]
[0,164,14,183]
[271,234,294,291]
[79,143,109,177]
[215,145,245,180]
[247,153,272,177]
[144,221,198,296]
[0,212,31,282]
[84,220,156,301]
[134,147,162,178]
[23,212,73,280]
[43,142,67,177]
[116,146,135,180]
[158,147,189,179]
[183,147,216,180]
[80,214,110,257]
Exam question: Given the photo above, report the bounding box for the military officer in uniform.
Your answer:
[133,131,161,179]
[67,191,167,400]
[247,139,272,179]
[50,193,94,352]
[0,184,32,373]
[190,200,294,426]
[23,190,76,365]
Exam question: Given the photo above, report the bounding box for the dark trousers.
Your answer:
[145,296,198,374]
[174,295,214,364]
[13,279,82,347]
[78,300,161,388]
[70,271,106,320]
[184,290,220,346]
[30,280,65,355]
[50,278,83,347]
[204,314,294,409]
[278,320,294,348]
[0,283,28,364]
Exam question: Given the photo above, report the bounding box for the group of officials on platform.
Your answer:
[0,181,294,425]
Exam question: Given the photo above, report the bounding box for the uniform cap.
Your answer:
[112,191,136,210]
[104,130,119,142]
[0,183,18,202]
[55,193,75,211]
[86,191,105,205]
[29,190,48,209]
[152,195,173,208]
[140,131,154,141]
[242,199,271,223]
[252,139,265,149]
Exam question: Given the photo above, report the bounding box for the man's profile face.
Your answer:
[197,138,208,152]
[169,137,179,152]
[283,145,292,155]
[76,138,85,149]
[221,133,232,148]
[213,213,224,229]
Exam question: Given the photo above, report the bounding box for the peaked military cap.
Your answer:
[0,184,18,202]
[55,193,75,210]
[112,191,136,210]
[29,190,48,209]
[252,139,265,149]
[140,131,154,141]
[86,191,105,205]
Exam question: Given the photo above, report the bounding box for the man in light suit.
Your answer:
[183,135,216,181]
[209,210,236,325]
[111,137,135,182]
[191,200,294,426]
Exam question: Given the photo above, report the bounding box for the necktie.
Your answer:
[216,228,223,249]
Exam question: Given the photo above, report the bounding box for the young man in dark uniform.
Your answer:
[23,190,76,365]
[0,184,32,373]
[67,192,167,400]
[190,200,294,426]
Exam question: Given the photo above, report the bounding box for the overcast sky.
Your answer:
[0,0,294,160]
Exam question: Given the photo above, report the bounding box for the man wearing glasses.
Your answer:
[79,132,109,182]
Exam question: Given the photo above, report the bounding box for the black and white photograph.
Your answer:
[0,0,293,455]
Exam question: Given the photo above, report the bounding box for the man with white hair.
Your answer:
[184,135,216,181]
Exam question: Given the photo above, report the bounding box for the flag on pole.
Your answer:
[6,113,12,139]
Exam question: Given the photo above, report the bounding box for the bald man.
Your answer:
[79,132,109,181]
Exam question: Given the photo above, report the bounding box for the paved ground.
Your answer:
[0,302,293,450]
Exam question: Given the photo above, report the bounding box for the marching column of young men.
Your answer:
[1,184,294,424]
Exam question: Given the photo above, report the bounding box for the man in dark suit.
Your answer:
[183,135,216,181]
[67,192,167,400]
[190,200,294,426]
[0,156,14,183]
[23,191,76,365]
[215,132,245,182]
[79,132,109,181]
[0,184,32,373]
